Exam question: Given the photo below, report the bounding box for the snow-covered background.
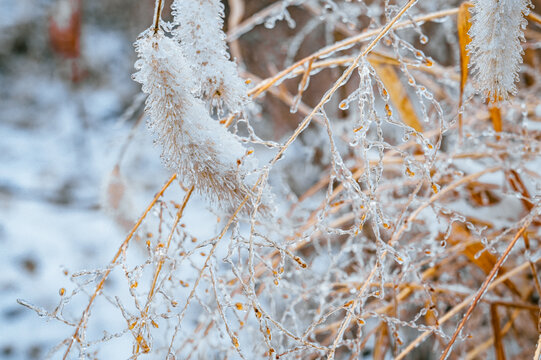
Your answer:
[0,0,175,358]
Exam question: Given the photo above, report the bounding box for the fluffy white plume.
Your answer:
[172,0,248,114]
[133,31,264,212]
[468,0,532,102]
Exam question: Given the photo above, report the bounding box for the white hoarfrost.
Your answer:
[133,31,262,212]
[172,0,248,114]
[468,0,532,102]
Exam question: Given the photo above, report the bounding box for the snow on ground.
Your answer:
[0,4,177,358]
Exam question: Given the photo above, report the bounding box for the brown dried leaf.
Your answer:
[490,305,506,360]
[447,223,522,298]
[103,165,135,231]
[507,169,534,211]
[466,181,501,206]
[373,322,390,360]
[49,0,81,59]
[448,223,497,274]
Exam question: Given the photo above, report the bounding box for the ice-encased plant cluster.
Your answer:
[133,0,264,213]
[19,0,541,359]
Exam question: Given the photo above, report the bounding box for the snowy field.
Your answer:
[0,1,171,357]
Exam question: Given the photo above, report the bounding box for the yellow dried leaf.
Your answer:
[489,104,502,133]
[371,62,423,132]
[457,2,473,138]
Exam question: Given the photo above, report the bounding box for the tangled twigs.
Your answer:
[248,7,459,99]
[131,185,194,357]
[439,221,532,360]
[62,173,177,359]
[324,0,420,356]
[397,258,541,360]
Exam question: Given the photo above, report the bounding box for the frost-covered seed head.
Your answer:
[134,30,268,213]
[467,0,532,102]
[172,0,249,114]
